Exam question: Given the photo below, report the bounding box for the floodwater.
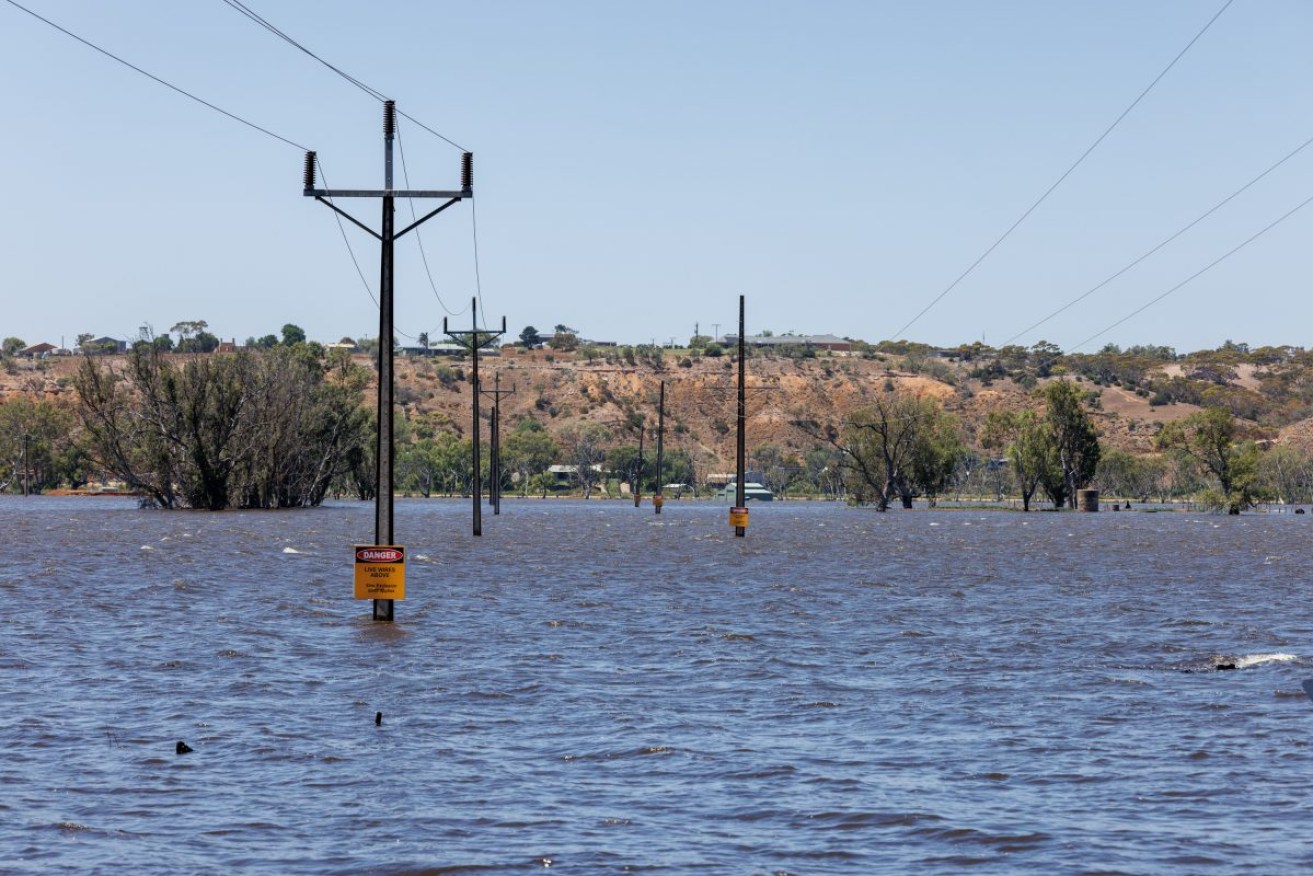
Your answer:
[2,495,1312,873]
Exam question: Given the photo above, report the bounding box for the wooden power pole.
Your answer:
[305,101,471,621]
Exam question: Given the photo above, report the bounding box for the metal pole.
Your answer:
[735,295,746,537]
[374,101,397,622]
[655,381,665,514]
[471,296,482,537]
[22,433,30,497]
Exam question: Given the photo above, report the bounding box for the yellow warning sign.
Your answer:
[354,545,406,600]
[729,506,749,528]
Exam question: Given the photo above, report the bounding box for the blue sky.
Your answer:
[2,0,1310,354]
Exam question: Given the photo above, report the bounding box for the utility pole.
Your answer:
[654,381,665,514]
[22,433,30,497]
[634,420,644,507]
[304,100,471,622]
[480,371,516,516]
[446,296,505,536]
[733,295,747,537]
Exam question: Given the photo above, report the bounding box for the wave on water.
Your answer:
[1233,653,1297,669]
[281,547,302,554]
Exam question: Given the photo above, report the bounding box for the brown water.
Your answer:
[2,496,1312,873]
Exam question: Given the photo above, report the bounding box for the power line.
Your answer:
[317,158,439,343]
[218,0,468,151]
[317,160,378,308]
[3,0,308,152]
[1068,190,1313,353]
[473,200,488,330]
[890,0,1234,341]
[1004,131,1313,346]
[396,123,467,317]
[219,0,388,101]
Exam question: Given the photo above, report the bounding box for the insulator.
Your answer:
[383,101,396,138]
[302,151,317,190]
[462,152,473,189]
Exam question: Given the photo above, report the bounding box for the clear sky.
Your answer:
[2,0,1310,355]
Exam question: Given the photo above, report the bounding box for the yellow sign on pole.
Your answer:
[354,545,406,600]
[729,506,749,528]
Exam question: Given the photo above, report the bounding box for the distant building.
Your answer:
[20,342,57,358]
[88,337,128,354]
[720,333,852,352]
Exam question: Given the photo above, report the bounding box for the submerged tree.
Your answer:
[1039,380,1100,509]
[981,409,1052,511]
[1157,406,1263,514]
[557,421,610,498]
[799,391,962,511]
[0,397,80,493]
[75,345,370,509]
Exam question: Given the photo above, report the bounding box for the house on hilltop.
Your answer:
[720,333,852,352]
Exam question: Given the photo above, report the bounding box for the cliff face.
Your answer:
[386,348,1207,465]
[0,347,1228,468]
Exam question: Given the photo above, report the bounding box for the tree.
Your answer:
[558,422,610,498]
[1040,380,1100,509]
[170,320,208,346]
[519,326,543,349]
[502,420,559,497]
[1258,444,1313,506]
[982,409,1053,511]
[75,345,370,509]
[281,323,307,346]
[800,391,961,511]
[1157,407,1262,514]
[2,337,26,357]
[75,333,95,352]
[1096,448,1165,503]
[753,444,803,499]
[606,444,645,494]
[548,331,579,352]
[906,411,965,506]
[0,397,77,493]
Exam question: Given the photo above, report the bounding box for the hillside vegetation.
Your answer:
[5,338,1313,507]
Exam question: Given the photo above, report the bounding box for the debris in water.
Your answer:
[176,740,194,755]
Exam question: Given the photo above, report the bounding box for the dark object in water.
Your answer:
[375,711,383,726]
[1297,508,1306,515]
[176,740,194,754]
[1216,663,1236,671]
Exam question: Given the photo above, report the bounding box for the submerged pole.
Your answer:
[654,381,665,514]
[734,295,747,537]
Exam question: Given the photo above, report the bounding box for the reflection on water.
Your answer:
[2,496,1312,873]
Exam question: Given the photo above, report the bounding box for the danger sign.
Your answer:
[354,544,406,600]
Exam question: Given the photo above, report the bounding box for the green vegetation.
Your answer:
[74,345,369,509]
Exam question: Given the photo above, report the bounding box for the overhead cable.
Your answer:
[218,0,468,151]
[890,0,1235,341]
[1068,190,1313,353]
[1005,131,1313,346]
[396,124,467,317]
[3,0,308,152]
